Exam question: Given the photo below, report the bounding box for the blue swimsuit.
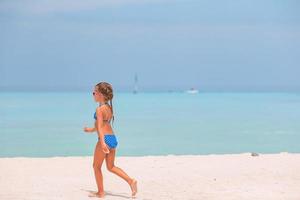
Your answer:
[94,105,118,149]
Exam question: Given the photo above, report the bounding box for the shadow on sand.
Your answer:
[81,188,141,199]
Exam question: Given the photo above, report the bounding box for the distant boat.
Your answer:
[133,73,138,94]
[186,87,199,94]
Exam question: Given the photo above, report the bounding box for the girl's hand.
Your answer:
[83,127,94,133]
[101,143,110,154]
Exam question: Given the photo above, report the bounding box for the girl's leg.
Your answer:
[105,148,138,196]
[91,141,106,197]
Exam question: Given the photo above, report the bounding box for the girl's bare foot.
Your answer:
[129,179,138,197]
[88,191,105,198]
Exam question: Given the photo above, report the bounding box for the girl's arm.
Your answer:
[95,107,106,145]
[83,124,96,133]
[83,127,96,133]
[96,107,110,153]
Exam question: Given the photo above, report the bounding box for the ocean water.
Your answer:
[0,91,299,157]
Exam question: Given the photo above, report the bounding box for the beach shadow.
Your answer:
[81,188,135,199]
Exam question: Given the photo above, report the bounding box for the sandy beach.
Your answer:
[0,152,300,200]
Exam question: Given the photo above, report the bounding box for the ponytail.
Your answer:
[109,99,115,127]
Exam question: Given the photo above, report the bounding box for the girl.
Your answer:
[83,82,138,198]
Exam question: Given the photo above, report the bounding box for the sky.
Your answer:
[0,0,299,92]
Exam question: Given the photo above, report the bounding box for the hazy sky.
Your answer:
[0,0,299,92]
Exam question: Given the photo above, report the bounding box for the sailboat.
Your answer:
[133,73,138,94]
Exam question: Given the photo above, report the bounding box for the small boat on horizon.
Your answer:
[186,87,199,94]
[133,73,138,94]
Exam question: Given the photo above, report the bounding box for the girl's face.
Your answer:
[93,86,104,102]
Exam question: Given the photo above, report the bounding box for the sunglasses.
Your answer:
[93,92,96,96]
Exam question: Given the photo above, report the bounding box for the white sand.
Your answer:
[1,152,300,200]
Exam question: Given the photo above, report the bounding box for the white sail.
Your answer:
[133,73,138,94]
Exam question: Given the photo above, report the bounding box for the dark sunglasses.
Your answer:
[93,92,95,96]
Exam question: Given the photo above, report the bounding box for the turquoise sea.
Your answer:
[0,92,299,157]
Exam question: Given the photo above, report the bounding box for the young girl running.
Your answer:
[83,82,138,198]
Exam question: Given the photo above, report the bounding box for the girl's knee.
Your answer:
[106,164,115,172]
[93,162,102,169]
